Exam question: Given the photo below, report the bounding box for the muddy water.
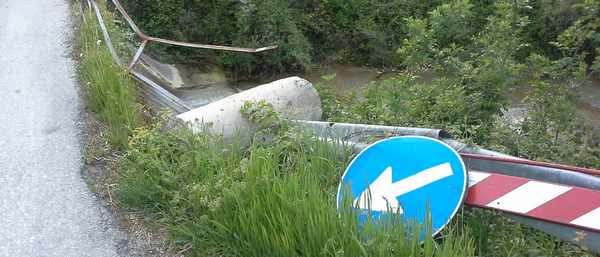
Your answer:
[172,64,392,107]
[230,64,401,92]
[176,63,600,128]
[507,78,600,127]
[297,65,600,128]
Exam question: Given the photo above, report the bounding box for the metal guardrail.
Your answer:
[130,70,191,114]
[447,140,600,191]
[107,0,278,70]
[291,120,451,141]
[461,153,600,177]
[85,0,277,113]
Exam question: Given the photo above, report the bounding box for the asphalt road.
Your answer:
[0,1,128,256]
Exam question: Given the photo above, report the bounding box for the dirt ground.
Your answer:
[79,106,184,257]
[72,3,182,255]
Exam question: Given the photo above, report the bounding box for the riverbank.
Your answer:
[168,62,600,129]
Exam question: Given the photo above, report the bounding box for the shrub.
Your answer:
[220,0,312,79]
[118,0,450,77]
[121,0,311,78]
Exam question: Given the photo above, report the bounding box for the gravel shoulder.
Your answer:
[78,109,177,257]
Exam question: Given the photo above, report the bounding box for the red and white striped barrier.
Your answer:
[466,171,600,232]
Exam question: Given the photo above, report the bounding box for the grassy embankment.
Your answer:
[76,2,142,148]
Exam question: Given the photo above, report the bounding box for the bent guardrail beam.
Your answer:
[86,0,277,114]
[130,71,191,114]
[107,0,278,69]
[108,0,278,54]
[446,140,600,190]
[291,120,450,141]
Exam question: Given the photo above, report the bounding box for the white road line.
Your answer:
[486,181,571,213]
[570,207,600,230]
[468,171,490,187]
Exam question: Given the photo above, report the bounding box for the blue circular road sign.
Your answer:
[337,136,467,237]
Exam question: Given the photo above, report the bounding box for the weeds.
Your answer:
[76,3,142,148]
[117,123,476,256]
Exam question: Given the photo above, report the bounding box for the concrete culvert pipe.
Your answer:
[176,76,322,141]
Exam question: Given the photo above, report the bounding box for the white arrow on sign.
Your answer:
[353,163,454,213]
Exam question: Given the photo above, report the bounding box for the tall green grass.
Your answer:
[77,5,142,148]
[118,127,475,256]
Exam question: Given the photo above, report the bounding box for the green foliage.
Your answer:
[555,0,600,72]
[120,0,450,77]
[395,1,529,143]
[522,0,578,58]
[77,5,143,148]
[121,0,311,78]
[240,100,280,128]
[222,0,312,79]
[296,0,431,65]
[240,99,287,139]
[315,74,348,121]
[319,75,478,139]
[464,209,594,257]
[488,54,600,168]
[428,0,475,48]
[119,0,600,78]
[397,18,435,70]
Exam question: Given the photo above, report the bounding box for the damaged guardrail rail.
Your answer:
[85,0,277,113]
[106,0,277,70]
[290,120,451,141]
[455,143,600,253]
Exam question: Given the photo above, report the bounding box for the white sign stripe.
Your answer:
[468,171,491,187]
[570,207,600,230]
[353,163,455,212]
[486,181,571,213]
[388,163,454,197]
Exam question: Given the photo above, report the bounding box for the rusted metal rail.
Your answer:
[85,0,276,114]
[109,0,278,54]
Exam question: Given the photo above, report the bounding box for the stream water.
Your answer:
[175,64,600,128]
[297,65,600,128]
